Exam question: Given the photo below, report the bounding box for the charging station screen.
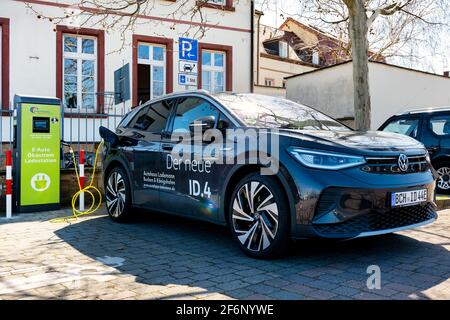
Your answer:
[32,117,50,133]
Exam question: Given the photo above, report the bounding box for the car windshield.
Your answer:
[214,93,350,131]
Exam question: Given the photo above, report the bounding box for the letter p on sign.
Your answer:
[179,38,198,62]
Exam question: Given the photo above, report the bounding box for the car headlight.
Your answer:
[288,148,366,170]
[425,151,431,164]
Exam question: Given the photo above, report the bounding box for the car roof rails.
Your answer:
[400,106,450,115]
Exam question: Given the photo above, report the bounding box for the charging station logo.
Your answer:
[31,173,51,192]
[30,107,50,115]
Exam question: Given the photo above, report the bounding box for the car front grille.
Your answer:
[361,155,429,174]
[313,203,437,238]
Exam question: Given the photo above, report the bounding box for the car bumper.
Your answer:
[311,202,437,238]
[283,155,437,239]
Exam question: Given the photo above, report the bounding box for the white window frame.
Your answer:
[62,34,97,112]
[279,41,288,58]
[312,51,320,65]
[264,78,274,86]
[206,0,227,5]
[137,42,166,100]
[202,50,226,93]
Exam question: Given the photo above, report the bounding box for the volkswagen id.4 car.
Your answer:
[100,92,437,258]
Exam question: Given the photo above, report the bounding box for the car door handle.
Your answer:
[162,144,174,152]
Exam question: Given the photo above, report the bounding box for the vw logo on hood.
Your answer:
[398,154,409,172]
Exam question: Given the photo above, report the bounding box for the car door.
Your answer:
[159,96,226,221]
[426,113,450,157]
[125,98,174,208]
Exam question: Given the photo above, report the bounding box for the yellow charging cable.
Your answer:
[50,140,104,223]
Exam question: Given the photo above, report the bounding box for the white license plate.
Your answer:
[391,189,427,207]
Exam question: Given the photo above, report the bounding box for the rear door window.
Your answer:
[382,117,420,138]
[429,115,450,136]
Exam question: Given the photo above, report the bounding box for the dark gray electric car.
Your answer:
[100,92,437,258]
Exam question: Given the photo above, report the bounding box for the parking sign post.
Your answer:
[178,37,198,90]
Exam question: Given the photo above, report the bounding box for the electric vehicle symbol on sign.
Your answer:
[100,92,437,258]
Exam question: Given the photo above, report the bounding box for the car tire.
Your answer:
[434,161,450,194]
[228,173,291,259]
[105,166,132,222]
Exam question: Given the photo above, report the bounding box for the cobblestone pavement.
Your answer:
[0,207,449,300]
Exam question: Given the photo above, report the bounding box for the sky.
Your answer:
[255,0,450,75]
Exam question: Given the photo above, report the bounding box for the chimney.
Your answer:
[444,71,450,77]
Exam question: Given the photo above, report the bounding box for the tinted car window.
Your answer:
[214,93,350,131]
[382,118,419,138]
[430,115,450,135]
[172,97,218,133]
[128,100,172,132]
[118,107,140,128]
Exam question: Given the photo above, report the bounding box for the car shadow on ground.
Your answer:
[54,210,450,300]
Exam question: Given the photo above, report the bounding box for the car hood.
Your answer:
[283,129,425,155]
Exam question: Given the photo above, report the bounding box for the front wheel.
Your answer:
[105,166,132,222]
[228,173,291,258]
[435,161,450,194]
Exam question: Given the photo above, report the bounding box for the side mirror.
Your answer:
[217,119,229,131]
[99,126,119,147]
[189,116,216,133]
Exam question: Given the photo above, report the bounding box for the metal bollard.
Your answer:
[79,149,85,212]
[5,150,12,218]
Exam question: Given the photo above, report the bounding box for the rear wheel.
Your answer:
[105,166,132,222]
[435,161,450,194]
[228,173,291,258]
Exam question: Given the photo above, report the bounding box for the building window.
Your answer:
[198,0,235,11]
[279,41,288,58]
[132,35,173,107]
[312,51,320,65]
[62,35,97,110]
[201,50,225,93]
[206,0,226,5]
[198,43,232,92]
[265,78,274,87]
[137,43,166,104]
[56,26,104,114]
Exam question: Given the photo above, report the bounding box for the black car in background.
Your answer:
[100,92,437,258]
[379,108,450,193]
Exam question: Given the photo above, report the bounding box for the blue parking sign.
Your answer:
[179,38,198,61]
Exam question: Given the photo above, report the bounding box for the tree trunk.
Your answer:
[347,0,371,131]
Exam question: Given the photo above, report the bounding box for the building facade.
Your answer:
[0,0,253,142]
[285,61,450,129]
[253,16,386,98]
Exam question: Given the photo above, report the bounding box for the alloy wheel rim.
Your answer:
[437,167,450,190]
[232,181,279,252]
[106,171,126,217]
